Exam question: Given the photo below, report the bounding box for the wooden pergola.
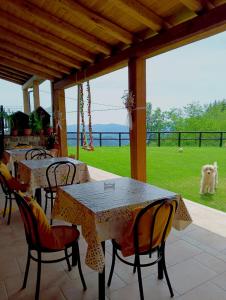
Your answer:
[1,0,226,182]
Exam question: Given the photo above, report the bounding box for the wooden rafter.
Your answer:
[0,65,30,78]
[0,40,71,75]
[0,59,55,80]
[0,74,23,85]
[0,48,63,78]
[112,0,171,31]
[54,3,226,89]
[0,69,29,81]
[0,27,82,69]
[3,0,111,55]
[180,0,215,12]
[0,10,95,62]
[52,0,133,44]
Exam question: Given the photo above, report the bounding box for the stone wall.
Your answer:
[4,135,46,149]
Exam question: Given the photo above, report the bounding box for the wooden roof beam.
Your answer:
[0,69,29,81]
[180,0,215,13]
[22,76,44,90]
[4,0,111,55]
[0,65,30,77]
[0,75,23,85]
[54,3,226,89]
[0,58,54,80]
[112,0,171,31]
[0,48,63,78]
[0,40,71,75]
[53,0,133,44]
[0,27,82,69]
[0,11,95,63]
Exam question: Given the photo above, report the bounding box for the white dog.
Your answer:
[200,162,218,194]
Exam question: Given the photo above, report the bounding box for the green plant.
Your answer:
[29,111,43,133]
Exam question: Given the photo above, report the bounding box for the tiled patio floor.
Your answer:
[1,167,226,299]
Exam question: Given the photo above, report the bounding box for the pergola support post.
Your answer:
[129,57,146,182]
[33,80,40,109]
[52,88,68,157]
[22,88,30,114]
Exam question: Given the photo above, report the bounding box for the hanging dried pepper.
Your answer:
[87,81,94,150]
[79,84,87,148]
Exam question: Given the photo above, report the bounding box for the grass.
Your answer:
[68,146,226,213]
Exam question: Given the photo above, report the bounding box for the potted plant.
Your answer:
[46,132,57,149]
[45,125,53,136]
[6,112,18,136]
[24,118,32,136]
[30,111,43,135]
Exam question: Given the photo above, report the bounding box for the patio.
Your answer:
[1,167,226,300]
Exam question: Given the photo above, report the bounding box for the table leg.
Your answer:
[98,241,105,300]
[35,188,42,207]
[158,247,163,279]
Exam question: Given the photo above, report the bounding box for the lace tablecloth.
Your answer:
[18,157,90,193]
[52,177,192,272]
[5,148,32,174]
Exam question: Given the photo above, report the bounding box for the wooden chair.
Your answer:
[14,192,87,300]
[45,161,77,224]
[0,171,15,225]
[107,198,178,300]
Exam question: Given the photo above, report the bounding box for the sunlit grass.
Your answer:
[68,146,226,212]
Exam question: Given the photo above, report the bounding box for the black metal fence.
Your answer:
[67,131,226,147]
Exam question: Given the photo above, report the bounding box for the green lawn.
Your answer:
[68,146,226,212]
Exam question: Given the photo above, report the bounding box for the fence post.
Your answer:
[220,132,223,147]
[158,132,161,147]
[199,132,202,147]
[119,133,121,147]
[99,133,102,147]
[178,132,181,147]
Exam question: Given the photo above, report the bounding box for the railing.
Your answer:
[67,131,226,147]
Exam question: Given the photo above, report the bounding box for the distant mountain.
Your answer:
[67,123,129,132]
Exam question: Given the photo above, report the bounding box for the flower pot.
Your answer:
[24,128,32,136]
[46,127,53,135]
[11,129,18,136]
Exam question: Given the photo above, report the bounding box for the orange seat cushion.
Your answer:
[0,162,12,180]
[24,196,79,250]
[116,201,176,257]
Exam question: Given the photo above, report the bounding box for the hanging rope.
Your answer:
[79,84,87,148]
[87,81,94,150]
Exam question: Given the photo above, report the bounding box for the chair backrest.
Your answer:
[32,153,53,160]
[46,161,76,192]
[14,192,41,248]
[133,198,178,255]
[0,171,12,196]
[25,148,46,160]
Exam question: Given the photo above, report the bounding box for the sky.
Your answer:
[1,31,226,125]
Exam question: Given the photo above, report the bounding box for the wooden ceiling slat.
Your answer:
[0,40,71,74]
[0,58,55,80]
[4,0,111,55]
[0,48,63,78]
[0,65,30,78]
[54,3,226,89]
[180,0,203,11]
[0,69,29,81]
[112,0,171,31]
[0,27,82,69]
[52,0,133,44]
[0,10,95,62]
[0,75,23,85]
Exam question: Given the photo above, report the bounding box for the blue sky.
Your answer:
[1,31,226,125]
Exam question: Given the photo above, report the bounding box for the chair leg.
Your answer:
[7,196,12,225]
[3,197,7,218]
[158,247,163,280]
[65,248,72,271]
[133,257,136,274]
[44,195,48,214]
[75,243,87,290]
[136,255,144,300]
[35,251,42,300]
[162,247,174,297]
[107,245,116,287]
[72,244,77,266]
[22,249,31,289]
[50,197,53,225]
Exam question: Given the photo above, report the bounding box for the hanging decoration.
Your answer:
[79,84,87,149]
[86,81,94,150]
[79,82,94,151]
[122,90,135,129]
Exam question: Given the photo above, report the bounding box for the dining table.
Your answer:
[52,177,192,300]
[17,157,90,205]
[5,147,33,176]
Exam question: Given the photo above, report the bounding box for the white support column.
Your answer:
[22,88,30,114]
